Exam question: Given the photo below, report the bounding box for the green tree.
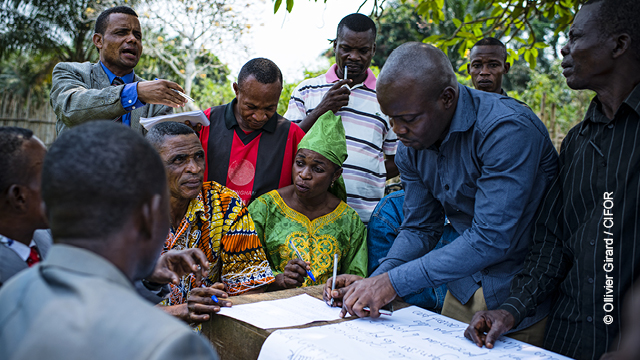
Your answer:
[136,33,235,109]
[138,0,255,104]
[273,0,587,69]
[0,0,130,62]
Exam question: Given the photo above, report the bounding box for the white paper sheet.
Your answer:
[257,306,572,360]
[217,294,342,329]
[139,110,210,130]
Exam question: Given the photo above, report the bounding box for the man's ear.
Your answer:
[6,184,27,212]
[93,33,103,51]
[372,42,377,56]
[40,201,50,225]
[466,63,471,76]
[504,61,511,74]
[612,33,631,59]
[232,82,239,98]
[440,86,457,110]
[139,194,163,241]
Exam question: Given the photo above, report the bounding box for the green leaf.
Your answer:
[458,62,468,73]
[286,0,293,12]
[464,14,473,23]
[452,18,462,28]
[422,34,442,44]
[416,2,430,17]
[459,31,474,38]
[273,0,282,13]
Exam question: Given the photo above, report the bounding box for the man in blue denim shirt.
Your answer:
[367,190,457,311]
[367,37,520,312]
[326,43,558,346]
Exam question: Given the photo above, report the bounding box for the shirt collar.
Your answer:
[325,64,377,90]
[44,244,135,290]
[0,234,36,261]
[580,82,640,132]
[224,98,279,133]
[99,61,135,84]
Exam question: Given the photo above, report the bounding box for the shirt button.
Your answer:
[602,162,607,167]
[444,185,450,190]
[132,106,136,109]
[590,240,595,246]
[587,316,593,322]
[588,277,594,284]
[128,99,132,103]
[608,124,614,129]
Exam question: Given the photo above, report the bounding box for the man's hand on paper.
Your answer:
[323,274,362,307]
[147,248,209,286]
[270,259,310,290]
[335,273,397,318]
[138,79,187,108]
[184,283,232,323]
[464,309,515,349]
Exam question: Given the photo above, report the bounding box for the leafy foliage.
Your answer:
[274,0,587,70]
[138,0,255,103]
[0,0,132,62]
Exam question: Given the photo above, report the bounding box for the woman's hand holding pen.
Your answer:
[323,274,363,307]
[271,259,310,290]
[185,282,231,323]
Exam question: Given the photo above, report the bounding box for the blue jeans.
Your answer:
[367,190,457,312]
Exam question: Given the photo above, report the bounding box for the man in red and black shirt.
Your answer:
[199,58,305,204]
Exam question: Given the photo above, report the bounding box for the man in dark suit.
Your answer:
[0,122,219,359]
[0,127,50,287]
[50,6,187,134]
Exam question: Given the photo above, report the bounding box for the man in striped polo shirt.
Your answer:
[284,13,398,224]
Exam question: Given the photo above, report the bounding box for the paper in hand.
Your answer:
[140,110,210,130]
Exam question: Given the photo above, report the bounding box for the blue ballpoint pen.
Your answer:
[290,240,317,282]
[201,284,219,303]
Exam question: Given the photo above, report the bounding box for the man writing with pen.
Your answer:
[50,6,192,135]
[145,122,275,328]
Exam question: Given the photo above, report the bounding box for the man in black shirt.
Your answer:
[465,0,640,359]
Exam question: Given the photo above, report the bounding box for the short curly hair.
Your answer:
[94,6,138,35]
[0,127,34,193]
[585,0,640,61]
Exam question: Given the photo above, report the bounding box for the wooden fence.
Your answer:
[0,93,57,147]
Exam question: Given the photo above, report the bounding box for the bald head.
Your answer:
[379,42,458,100]
[377,42,459,151]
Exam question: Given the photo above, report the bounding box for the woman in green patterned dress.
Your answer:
[249,111,367,290]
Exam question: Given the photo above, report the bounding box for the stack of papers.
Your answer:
[258,306,573,360]
[217,294,342,329]
[140,110,210,130]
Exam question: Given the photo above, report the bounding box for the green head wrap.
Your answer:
[297,111,348,202]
